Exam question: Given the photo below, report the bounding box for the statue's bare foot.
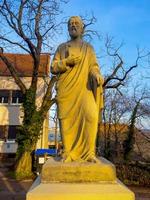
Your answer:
[61,156,72,163]
[86,156,99,163]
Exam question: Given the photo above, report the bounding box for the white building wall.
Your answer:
[0,140,18,153]
[0,76,47,108]
[0,76,49,152]
[0,105,23,125]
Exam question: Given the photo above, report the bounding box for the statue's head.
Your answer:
[68,16,84,39]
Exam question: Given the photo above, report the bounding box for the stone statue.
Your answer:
[51,16,104,162]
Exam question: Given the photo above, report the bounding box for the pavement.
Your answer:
[0,164,33,200]
[0,163,150,200]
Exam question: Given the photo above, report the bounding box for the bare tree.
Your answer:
[97,36,150,161]
[103,36,149,90]
[101,89,130,159]
[100,85,150,163]
[0,0,68,178]
[123,87,150,161]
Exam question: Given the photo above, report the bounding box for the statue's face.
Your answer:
[68,18,83,39]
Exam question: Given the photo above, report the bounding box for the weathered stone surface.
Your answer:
[41,157,116,183]
[27,176,135,200]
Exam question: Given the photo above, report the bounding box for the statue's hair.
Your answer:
[68,16,84,29]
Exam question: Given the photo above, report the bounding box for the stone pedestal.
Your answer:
[41,157,116,183]
[26,157,135,200]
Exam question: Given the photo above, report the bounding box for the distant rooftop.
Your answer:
[0,53,50,76]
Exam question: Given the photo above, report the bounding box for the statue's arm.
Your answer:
[51,47,69,75]
[90,65,104,85]
[89,47,104,85]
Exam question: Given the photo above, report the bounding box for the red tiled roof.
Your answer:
[0,53,50,76]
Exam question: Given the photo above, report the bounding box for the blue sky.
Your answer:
[63,0,150,48]
[60,0,150,69]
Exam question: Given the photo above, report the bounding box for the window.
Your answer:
[0,125,19,140]
[49,133,54,141]
[8,126,18,139]
[12,90,23,104]
[0,90,9,104]
[0,90,23,104]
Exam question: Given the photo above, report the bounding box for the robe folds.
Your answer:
[51,41,103,161]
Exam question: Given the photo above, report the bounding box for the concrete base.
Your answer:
[27,157,135,200]
[41,157,116,183]
[27,176,135,200]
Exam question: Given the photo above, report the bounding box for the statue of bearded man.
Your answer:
[51,16,104,163]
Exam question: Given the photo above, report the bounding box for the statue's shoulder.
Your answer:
[83,41,94,50]
[57,42,68,51]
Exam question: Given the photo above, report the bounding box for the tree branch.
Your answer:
[40,76,57,114]
[103,36,149,89]
[17,0,36,58]
[0,35,30,53]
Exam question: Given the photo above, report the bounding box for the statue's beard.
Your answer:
[69,27,80,38]
[71,27,77,34]
[72,26,77,31]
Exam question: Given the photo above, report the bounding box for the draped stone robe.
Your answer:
[51,41,103,162]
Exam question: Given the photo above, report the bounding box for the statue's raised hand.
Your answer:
[66,54,81,67]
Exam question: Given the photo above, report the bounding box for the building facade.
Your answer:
[0,53,50,153]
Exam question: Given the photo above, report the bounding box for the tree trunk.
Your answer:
[15,151,33,179]
[123,102,139,161]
